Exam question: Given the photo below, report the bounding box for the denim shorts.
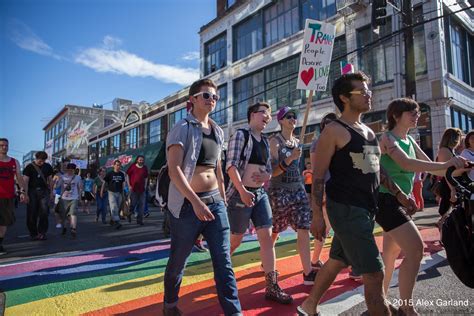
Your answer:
[227,187,272,234]
[327,198,384,275]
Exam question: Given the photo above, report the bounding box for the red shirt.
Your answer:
[126,163,149,193]
[0,158,17,199]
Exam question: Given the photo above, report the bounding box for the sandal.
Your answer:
[297,305,320,316]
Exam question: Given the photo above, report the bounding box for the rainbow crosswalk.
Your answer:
[0,227,443,315]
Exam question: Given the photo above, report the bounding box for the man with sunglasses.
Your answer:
[163,79,241,316]
[298,72,416,316]
[226,102,292,304]
[269,106,317,286]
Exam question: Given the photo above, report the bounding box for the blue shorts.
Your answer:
[227,187,272,234]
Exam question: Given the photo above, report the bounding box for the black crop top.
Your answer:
[197,127,219,167]
[248,135,268,166]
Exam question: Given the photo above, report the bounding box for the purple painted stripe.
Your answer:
[0,242,170,277]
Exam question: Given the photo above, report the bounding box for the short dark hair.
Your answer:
[386,98,419,130]
[135,155,145,163]
[0,138,8,143]
[35,151,48,160]
[331,72,370,112]
[247,102,271,122]
[66,163,76,170]
[465,131,474,149]
[113,159,121,165]
[189,79,217,98]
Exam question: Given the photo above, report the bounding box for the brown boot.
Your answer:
[265,270,293,304]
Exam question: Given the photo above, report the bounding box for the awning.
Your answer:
[99,141,165,173]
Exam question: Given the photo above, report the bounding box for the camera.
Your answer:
[65,184,72,191]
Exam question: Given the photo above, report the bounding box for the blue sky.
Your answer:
[0,0,215,162]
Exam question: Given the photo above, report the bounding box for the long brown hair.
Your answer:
[439,128,462,149]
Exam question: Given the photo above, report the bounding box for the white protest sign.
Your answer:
[297,20,336,91]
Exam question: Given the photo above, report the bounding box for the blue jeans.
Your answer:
[130,191,146,222]
[96,193,108,222]
[164,200,242,316]
[107,191,122,222]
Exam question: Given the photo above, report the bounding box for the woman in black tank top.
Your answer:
[197,127,219,167]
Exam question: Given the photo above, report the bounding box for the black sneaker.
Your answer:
[115,223,122,230]
[0,245,6,255]
[163,306,182,316]
[62,227,67,235]
[193,240,208,252]
[303,269,317,285]
[144,212,150,218]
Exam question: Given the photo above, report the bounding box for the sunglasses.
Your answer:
[349,89,372,97]
[193,92,220,101]
[285,114,297,120]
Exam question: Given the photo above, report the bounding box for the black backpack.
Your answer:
[156,119,190,209]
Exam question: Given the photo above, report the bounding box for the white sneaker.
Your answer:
[56,224,62,229]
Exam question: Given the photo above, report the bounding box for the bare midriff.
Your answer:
[191,165,219,193]
[241,163,266,188]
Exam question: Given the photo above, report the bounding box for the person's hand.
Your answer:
[396,192,418,216]
[449,190,457,203]
[20,193,29,204]
[448,156,468,168]
[192,200,215,221]
[251,170,271,183]
[311,215,327,242]
[289,146,302,161]
[239,189,255,207]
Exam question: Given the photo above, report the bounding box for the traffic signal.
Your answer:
[372,0,387,27]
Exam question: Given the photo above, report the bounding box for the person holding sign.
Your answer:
[269,106,317,286]
[298,73,417,316]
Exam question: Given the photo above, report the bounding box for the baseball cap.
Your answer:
[277,106,298,121]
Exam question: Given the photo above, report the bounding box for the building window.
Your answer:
[265,55,302,111]
[110,134,121,153]
[264,0,300,47]
[126,127,139,149]
[301,0,337,23]
[204,33,227,75]
[149,118,162,144]
[357,20,394,85]
[233,12,263,61]
[99,139,108,158]
[451,108,473,134]
[124,112,140,127]
[211,85,228,125]
[233,71,265,121]
[413,6,427,75]
[226,0,236,9]
[169,108,188,130]
[63,134,67,149]
[445,14,473,86]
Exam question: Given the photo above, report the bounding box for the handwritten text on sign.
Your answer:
[297,20,336,91]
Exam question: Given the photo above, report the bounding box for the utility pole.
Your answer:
[402,0,416,99]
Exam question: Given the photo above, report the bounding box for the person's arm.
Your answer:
[269,137,301,177]
[311,127,337,241]
[14,159,28,203]
[125,168,132,192]
[77,176,83,198]
[381,133,465,175]
[168,144,214,221]
[101,173,108,197]
[216,159,226,205]
[379,166,418,215]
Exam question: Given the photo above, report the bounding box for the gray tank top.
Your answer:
[269,134,304,190]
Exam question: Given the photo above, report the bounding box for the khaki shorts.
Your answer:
[60,199,78,217]
[0,198,16,226]
[327,198,384,275]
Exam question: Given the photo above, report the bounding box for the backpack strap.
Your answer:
[238,129,250,162]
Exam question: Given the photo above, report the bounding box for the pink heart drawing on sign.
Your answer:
[300,68,314,86]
